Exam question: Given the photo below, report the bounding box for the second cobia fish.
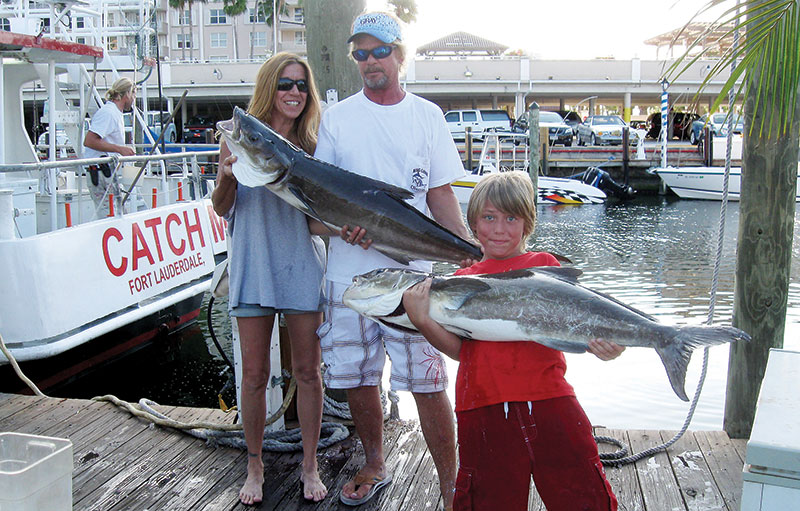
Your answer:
[342,267,751,401]
[217,107,482,265]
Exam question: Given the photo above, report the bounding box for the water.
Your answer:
[52,197,800,431]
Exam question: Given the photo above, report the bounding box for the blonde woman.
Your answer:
[211,53,327,505]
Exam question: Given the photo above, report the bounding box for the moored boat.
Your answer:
[654,165,800,201]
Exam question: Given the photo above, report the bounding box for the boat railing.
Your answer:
[475,131,530,175]
[0,149,220,233]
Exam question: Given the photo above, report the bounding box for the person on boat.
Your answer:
[402,170,624,511]
[311,11,469,509]
[83,77,136,218]
[211,53,329,505]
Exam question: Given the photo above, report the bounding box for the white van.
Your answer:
[444,109,512,140]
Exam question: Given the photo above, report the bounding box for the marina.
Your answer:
[0,391,749,510]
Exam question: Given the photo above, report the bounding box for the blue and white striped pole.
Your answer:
[660,81,669,168]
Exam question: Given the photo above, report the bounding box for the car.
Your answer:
[689,113,744,145]
[514,110,573,146]
[444,109,512,140]
[182,115,217,144]
[576,115,637,146]
[556,110,582,135]
[646,111,700,141]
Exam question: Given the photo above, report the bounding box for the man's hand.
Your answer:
[588,339,625,361]
[118,146,135,157]
[340,225,372,250]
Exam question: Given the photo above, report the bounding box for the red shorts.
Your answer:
[454,397,617,511]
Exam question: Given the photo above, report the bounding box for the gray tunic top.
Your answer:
[226,184,326,311]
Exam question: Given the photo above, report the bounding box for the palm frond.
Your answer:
[665,0,800,139]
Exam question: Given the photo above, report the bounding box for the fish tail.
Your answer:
[655,325,750,401]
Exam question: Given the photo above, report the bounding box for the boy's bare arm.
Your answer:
[403,278,462,360]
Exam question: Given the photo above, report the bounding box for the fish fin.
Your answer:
[286,183,324,221]
[375,249,414,265]
[432,278,491,310]
[441,324,473,339]
[535,338,588,353]
[378,318,419,334]
[479,267,583,283]
[655,325,750,402]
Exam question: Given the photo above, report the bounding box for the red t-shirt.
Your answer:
[453,252,576,412]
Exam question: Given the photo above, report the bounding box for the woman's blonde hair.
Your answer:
[247,52,321,154]
[105,77,134,101]
[467,171,537,240]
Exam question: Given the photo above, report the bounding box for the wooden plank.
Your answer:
[597,428,645,511]
[660,430,727,511]
[4,396,94,434]
[0,393,49,422]
[730,438,748,462]
[628,430,686,511]
[693,430,746,511]
[0,394,69,428]
[378,427,435,509]
[73,407,218,509]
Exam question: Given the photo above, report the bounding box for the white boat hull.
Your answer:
[655,166,800,201]
[452,174,607,205]
[0,199,227,363]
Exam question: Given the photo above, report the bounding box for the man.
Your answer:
[313,11,468,509]
[83,77,136,217]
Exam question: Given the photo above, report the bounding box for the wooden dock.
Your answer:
[0,392,748,510]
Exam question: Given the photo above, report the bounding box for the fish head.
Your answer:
[343,268,430,317]
[216,107,292,187]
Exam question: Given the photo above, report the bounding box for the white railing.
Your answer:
[0,149,220,232]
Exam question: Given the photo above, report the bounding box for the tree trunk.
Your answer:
[304,0,365,103]
[724,41,800,438]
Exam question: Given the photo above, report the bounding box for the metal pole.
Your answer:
[48,59,57,231]
[660,80,669,169]
[273,0,278,56]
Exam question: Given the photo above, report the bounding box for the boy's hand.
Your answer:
[340,225,372,250]
[402,277,432,326]
[588,338,625,361]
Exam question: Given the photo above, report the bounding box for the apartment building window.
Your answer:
[294,31,305,45]
[249,8,266,23]
[209,9,226,24]
[250,32,266,47]
[108,36,118,50]
[176,34,192,49]
[210,32,227,48]
[177,10,191,25]
[0,18,10,31]
[76,36,86,44]
[75,17,85,29]
[294,7,303,22]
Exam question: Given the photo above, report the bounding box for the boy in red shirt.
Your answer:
[403,171,622,511]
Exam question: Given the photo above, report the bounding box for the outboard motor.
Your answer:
[579,167,637,200]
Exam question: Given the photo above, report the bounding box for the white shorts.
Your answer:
[318,280,448,393]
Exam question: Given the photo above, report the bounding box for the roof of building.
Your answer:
[416,31,508,56]
[644,22,741,57]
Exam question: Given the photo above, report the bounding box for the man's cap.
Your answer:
[347,12,402,44]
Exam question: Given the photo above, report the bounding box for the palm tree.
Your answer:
[387,0,418,23]
[168,0,208,61]
[223,0,248,60]
[250,0,287,59]
[667,0,800,439]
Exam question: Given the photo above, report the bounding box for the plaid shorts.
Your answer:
[318,280,448,393]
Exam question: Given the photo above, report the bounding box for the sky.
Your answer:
[367,0,729,60]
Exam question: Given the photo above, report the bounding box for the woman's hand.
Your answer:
[219,155,237,182]
[588,338,625,361]
[340,225,372,250]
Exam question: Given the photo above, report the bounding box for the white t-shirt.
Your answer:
[83,101,126,158]
[314,90,465,284]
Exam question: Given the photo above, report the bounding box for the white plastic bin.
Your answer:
[0,432,73,511]
[741,349,800,510]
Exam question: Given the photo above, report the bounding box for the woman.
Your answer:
[212,52,327,505]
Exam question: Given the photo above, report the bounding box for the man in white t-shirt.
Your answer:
[312,11,469,510]
[83,77,136,217]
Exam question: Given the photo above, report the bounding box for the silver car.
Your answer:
[577,115,637,146]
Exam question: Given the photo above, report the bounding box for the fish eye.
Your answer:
[248,134,258,143]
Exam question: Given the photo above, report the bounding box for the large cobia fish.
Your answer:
[216,107,482,265]
[342,267,751,401]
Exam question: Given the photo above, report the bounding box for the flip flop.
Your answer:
[339,472,393,506]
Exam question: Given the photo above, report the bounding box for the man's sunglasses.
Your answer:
[351,45,395,62]
[277,78,309,92]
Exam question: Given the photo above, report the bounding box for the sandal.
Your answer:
[339,472,393,506]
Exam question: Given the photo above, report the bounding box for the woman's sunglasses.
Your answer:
[277,78,309,92]
[351,45,395,62]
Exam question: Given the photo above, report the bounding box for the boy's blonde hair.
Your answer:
[105,77,134,101]
[467,171,537,239]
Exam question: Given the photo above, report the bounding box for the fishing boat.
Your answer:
[654,165,800,201]
[453,132,634,205]
[0,6,225,384]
